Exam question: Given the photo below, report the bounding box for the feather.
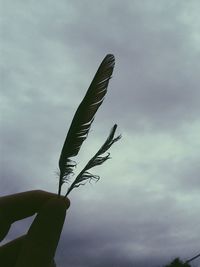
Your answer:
[58,54,115,195]
[65,124,121,196]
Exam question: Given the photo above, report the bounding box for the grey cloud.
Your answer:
[1,1,200,267]
[54,190,195,267]
[3,0,200,133]
[160,157,200,193]
[56,0,200,131]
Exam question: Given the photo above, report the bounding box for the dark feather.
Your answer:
[65,124,121,196]
[58,54,115,195]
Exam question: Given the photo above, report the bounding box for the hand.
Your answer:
[0,190,70,267]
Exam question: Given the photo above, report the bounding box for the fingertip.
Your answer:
[53,196,70,210]
[64,197,70,209]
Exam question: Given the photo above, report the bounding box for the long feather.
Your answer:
[58,54,115,195]
[65,124,121,196]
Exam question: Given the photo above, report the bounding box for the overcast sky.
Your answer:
[1,1,200,266]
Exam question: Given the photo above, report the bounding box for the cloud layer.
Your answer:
[1,1,200,266]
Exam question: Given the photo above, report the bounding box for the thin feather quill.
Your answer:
[65,124,121,196]
[58,54,115,195]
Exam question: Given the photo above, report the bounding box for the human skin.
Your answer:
[0,190,70,267]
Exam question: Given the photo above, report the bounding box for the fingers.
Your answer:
[0,190,56,223]
[15,197,69,267]
[0,216,11,243]
[0,235,25,267]
[0,235,58,267]
[0,190,66,242]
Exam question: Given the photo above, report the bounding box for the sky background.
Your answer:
[1,1,200,266]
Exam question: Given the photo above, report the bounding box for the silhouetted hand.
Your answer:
[0,190,70,267]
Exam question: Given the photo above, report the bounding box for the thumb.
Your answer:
[15,197,70,267]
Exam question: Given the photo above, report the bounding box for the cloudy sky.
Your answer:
[1,1,200,266]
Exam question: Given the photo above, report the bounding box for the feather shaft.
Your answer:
[65,124,121,196]
[58,54,115,195]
